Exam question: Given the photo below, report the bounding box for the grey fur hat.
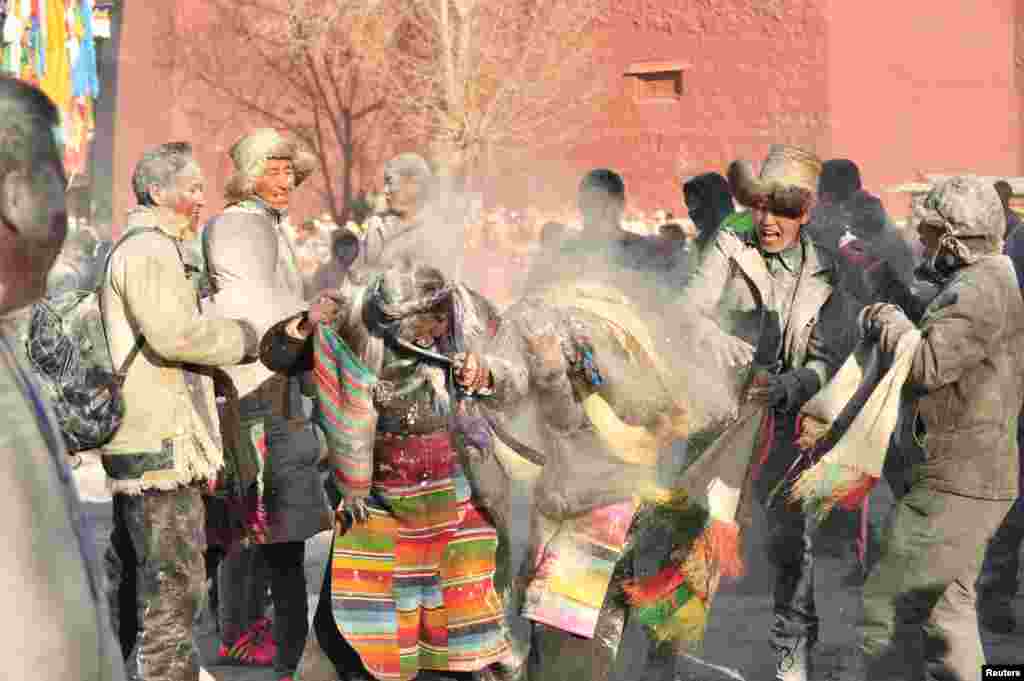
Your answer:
[384,152,432,180]
[224,128,317,203]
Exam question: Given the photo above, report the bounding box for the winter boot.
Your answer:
[772,635,812,681]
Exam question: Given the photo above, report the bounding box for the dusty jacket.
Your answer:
[907,254,1024,499]
[682,230,855,407]
[356,206,460,280]
[0,326,125,681]
[482,283,684,517]
[100,206,253,494]
[203,198,308,400]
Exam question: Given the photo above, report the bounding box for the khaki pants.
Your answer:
[861,484,1012,680]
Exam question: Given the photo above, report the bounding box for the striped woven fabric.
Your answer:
[522,500,638,638]
[313,323,378,496]
[330,432,513,680]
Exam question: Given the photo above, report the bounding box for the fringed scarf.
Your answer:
[788,329,922,520]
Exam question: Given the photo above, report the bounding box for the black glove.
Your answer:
[748,368,821,412]
[860,303,915,353]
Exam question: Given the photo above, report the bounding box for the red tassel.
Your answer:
[750,409,776,481]
[856,494,869,567]
[836,474,878,511]
[705,520,744,579]
[623,564,687,606]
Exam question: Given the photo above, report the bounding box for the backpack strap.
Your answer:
[98,226,189,377]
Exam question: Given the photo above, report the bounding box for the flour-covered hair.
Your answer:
[132,142,194,206]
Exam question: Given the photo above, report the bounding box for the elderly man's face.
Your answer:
[1,159,68,313]
[384,172,423,218]
[169,163,205,237]
[254,158,295,211]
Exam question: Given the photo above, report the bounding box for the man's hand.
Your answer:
[859,302,914,351]
[524,333,567,377]
[294,290,342,338]
[452,352,491,393]
[747,369,817,411]
[746,371,788,407]
[308,290,342,326]
[795,414,830,452]
[335,495,370,528]
[713,334,755,370]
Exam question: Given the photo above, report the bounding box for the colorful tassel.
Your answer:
[749,409,776,481]
[633,583,695,627]
[704,519,743,578]
[622,564,687,607]
[834,472,878,511]
[651,595,708,644]
[789,460,879,521]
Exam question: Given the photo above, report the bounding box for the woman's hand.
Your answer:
[453,353,491,393]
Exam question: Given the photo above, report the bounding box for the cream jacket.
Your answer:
[101,206,253,494]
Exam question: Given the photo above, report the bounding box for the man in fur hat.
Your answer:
[201,128,334,678]
[680,145,856,680]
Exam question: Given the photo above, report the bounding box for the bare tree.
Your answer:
[165,0,396,224]
[381,0,606,186]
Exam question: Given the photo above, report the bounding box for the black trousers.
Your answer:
[262,540,310,674]
[754,417,819,649]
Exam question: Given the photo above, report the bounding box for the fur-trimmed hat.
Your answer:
[727,144,822,219]
[383,152,432,181]
[224,128,317,204]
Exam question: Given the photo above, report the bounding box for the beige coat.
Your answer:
[101,206,252,494]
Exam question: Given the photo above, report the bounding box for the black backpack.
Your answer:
[25,227,185,453]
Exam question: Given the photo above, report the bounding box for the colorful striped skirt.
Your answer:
[329,431,513,681]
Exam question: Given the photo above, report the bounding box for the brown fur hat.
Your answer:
[224,128,317,204]
[727,144,821,219]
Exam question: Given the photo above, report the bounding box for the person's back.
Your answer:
[0,77,125,680]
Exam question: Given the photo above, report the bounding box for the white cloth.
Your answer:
[799,329,923,479]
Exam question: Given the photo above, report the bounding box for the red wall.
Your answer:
[825,0,1022,215]
[571,0,831,215]
[112,1,1023,227]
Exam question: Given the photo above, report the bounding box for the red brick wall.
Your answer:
[579,0,831,215]
[826,0,1022,216]
[113,1,1022,227]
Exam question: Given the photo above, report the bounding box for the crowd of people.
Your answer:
[6,73,1024,681]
